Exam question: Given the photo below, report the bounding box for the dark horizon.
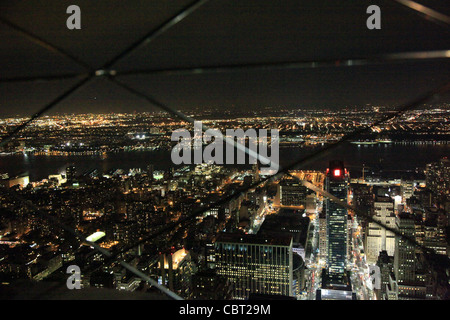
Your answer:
[1,0,449,118]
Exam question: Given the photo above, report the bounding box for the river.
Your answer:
[0,142,448,181]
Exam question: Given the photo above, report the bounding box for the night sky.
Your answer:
[0,0,449,117]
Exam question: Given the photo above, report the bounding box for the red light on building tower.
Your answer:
[333,169,341,177]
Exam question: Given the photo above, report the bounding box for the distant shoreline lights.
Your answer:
[171,121,279,175]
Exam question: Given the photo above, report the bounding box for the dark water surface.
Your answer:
[0,142,448,181]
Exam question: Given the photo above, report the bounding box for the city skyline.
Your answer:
[1,1,450,117]
[0,0,449,306]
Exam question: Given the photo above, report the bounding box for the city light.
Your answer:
[0,1,448,307]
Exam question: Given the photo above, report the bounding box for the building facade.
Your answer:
[214,233,293,300]
[366,197,396,264]
[325,161,349,280]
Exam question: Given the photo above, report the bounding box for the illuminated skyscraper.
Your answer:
[425,157,450,199]
[394,212,416,285]
[366,197,396,264]
[279,178,308,207]
[158,248,195,299]
[325,160,349,281]
[66,165,76,182]
[214,233,293,300]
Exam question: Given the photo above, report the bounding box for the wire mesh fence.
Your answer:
[0,0,449,300]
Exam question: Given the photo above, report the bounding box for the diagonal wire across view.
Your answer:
[0,0,212,300]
